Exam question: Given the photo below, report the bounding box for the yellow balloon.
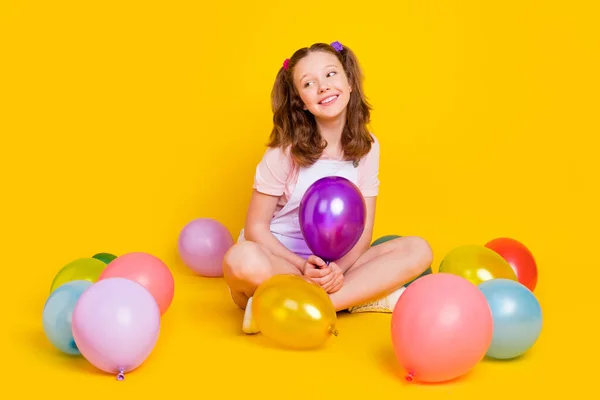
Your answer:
[438,245,517,286]
[253,274,338,350]
[50,257,107,293]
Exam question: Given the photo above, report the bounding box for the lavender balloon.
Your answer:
[72,277,161,380]
[299,176,366,262]
[178,218,234,277]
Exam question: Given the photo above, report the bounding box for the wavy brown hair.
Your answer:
[268,42,373,167]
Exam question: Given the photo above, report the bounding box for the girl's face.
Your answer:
[292,51,352,121]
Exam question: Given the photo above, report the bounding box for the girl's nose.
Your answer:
[319,84,330,93]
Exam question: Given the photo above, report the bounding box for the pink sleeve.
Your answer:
[253,146,292,196]
[358,134,380,197]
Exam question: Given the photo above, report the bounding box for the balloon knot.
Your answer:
[116,368,125,381]
[330,325,339,336]
[405,372,414,382]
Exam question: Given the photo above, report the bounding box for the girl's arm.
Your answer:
[332,196,377,273]
[244,189,307,272]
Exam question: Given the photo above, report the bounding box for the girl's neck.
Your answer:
[316,111,346,159]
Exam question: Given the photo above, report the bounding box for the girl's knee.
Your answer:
[413,236,434,261]
[397,236,434,274]
[223,241,272,284]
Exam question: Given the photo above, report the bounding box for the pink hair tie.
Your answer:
[283,58,290,70]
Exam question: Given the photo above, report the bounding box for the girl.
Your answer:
[223,41,433,334]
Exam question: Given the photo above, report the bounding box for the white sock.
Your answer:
[242,296,260,334]
[385,286,406,309]
[348,286,406,313]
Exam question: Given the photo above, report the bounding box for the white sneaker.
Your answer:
[242,296,260,334]
[347,286,406,313]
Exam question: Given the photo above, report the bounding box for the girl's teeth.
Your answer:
[322,96,337,104]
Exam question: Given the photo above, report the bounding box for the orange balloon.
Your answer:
[98,252,174,315]
[485,238,538,291]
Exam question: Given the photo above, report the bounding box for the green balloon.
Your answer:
[371,234,401,247]
[405,266,432,288]
[50,257,107,293]
[92,252,118,265]
[370,234,432,288]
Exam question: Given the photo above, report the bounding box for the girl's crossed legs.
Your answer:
[223,236,433,332]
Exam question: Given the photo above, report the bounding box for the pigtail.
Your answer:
[268,59,323,166]
[269,67,293,149]
[336,44,374,161]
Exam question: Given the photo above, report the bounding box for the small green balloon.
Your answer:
[50,258,107,293]
[371,234,432,288]
[406,266,432,288]
[92,252,118,265]
[371,234,401,247]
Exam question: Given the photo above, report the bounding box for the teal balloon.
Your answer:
[479,278,542,359]
[42,280,92,355]
[371,234,432,287]
[406,266,432,288]
[92,252,117,264]
[371,235,401,247]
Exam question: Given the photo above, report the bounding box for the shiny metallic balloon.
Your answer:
[299,176,366,262]
[43,280,93,355]
[485,237,538,292]
[479,278,542,359]
[439,245,517,286]
[50,257,107,293]
[253,274,338,350]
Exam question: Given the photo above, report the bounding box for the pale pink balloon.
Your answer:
[178,218,234,277]
[72,277,160,379]
[98,252,174,315]
[391,273,493,383]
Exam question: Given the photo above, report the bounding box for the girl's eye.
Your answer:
[304,81,314,87]
[327,71,337,77]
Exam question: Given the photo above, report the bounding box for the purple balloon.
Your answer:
[178,218,234,277]
[299,176,366,261]
[72,277,161,380]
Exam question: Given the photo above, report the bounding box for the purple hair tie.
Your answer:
[330,41,343,52]
[283,58,290,70]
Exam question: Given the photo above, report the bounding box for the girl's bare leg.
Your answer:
[223,241,302,332]
[329,236,433,312]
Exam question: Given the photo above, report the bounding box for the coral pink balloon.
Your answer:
[98,252,174,315]
[391,273,493,383]
[178,218,234,277]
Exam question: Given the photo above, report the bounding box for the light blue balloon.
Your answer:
[479,278,542,359]
[42,280,93,355]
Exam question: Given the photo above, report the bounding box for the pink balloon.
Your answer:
[391,273,493,383]
[72,278,160,380]
[98,252,174,315]
[178,218,234,277]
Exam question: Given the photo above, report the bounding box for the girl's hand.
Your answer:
[302,255,328,277]
[303,256,343,294]
[321,262,343,294]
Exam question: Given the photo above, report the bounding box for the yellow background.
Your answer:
[1,0,598,397]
